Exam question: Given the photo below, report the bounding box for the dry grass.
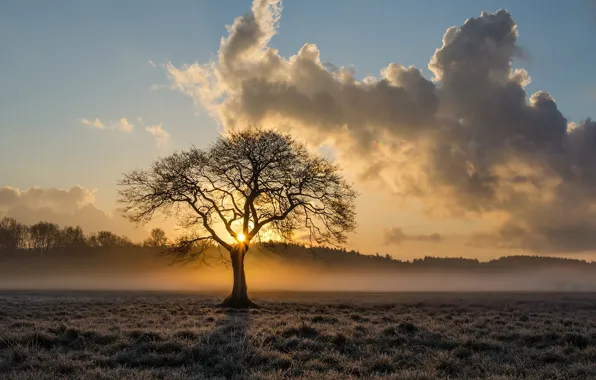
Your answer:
[1,292,596,379]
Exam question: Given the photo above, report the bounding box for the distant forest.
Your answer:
[0,217,163,252]
[1,217,595,272]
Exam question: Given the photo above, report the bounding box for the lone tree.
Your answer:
[117,128,357,308]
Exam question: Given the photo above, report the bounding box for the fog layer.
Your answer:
[1,247,594,292]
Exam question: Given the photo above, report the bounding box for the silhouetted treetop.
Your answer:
[144,228,169,248]
[118,128,357,251]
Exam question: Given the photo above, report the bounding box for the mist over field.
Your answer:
[2,246,595,293]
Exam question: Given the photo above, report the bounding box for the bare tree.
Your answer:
[0,217,27,252]
[118,128,357,308]
[29,222,60,253]
[143,228,169,248]
[56,226,87,250]
[87,231,134,249]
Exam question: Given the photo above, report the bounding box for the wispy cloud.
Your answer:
[145,124,170,147]
[384,227,442,245]
[80,116,169,148]
[80,118,105,130]
[118,118,134,132]
[80,117,134,132]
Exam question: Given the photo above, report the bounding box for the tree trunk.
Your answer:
[220,244,258,308]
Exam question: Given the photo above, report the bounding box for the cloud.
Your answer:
[165,2,596,253]
[118,118,134,132]
[145,124,170,147]
[384,227,442,245]
[80,117,134,132]
[0,186,146,240]
[0,186,95,213]
[80,118,105,129]
[80,116,169,148]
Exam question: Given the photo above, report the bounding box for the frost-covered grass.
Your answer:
[1,292,596,379]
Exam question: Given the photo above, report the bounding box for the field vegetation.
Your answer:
[2,292,596,379]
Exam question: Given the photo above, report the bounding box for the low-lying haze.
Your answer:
[2,247,595,292]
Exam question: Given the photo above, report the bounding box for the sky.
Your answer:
[1,0,595,260]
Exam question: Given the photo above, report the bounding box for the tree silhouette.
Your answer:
[56,226,87,250]
[29,222,60,253]
[88,231,134,248]
[117,128,357,308]
[144,228,169,248]
[0,217,27,252]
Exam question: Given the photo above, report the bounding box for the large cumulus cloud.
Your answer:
[165,1,596,253]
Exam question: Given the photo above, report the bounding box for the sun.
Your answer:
[237,233,246,242]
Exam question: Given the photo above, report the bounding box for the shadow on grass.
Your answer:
[198,308,256,378]
[91,307,257,379]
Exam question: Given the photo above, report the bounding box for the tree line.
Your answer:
[261,242,596,270]
[2,217,593,272]
[0,217,168,253]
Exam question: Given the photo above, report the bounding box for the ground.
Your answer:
[1,292,596,379]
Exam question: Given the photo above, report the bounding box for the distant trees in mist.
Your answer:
[2,217,594,273]
[0,217,167,253]
[260,242,596,271]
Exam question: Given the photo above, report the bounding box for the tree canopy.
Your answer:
[118,128,357,256]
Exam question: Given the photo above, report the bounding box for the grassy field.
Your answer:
[1,292,596,379]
